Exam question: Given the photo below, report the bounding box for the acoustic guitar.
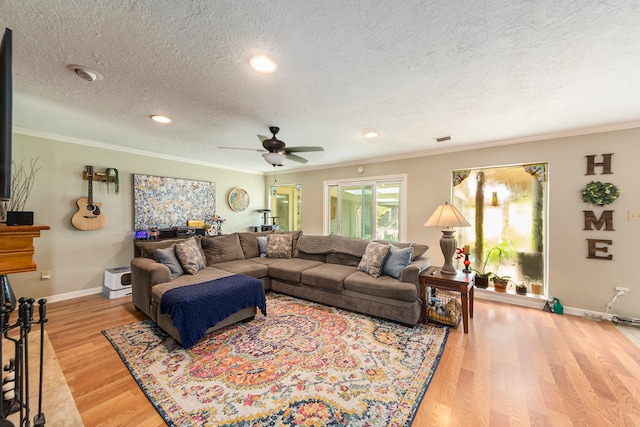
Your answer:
[71,165,107,230]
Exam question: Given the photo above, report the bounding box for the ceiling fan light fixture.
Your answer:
[150,114,172,124]
[262,152,285,166]
[250,55,277,73]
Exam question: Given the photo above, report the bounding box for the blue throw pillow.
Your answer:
[156,245,184,279]
[383,245,414,280]
[257,236,268,258]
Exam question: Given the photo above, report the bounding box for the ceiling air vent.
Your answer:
[434,135,451,143]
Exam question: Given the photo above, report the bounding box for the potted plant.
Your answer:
[515,282,528,295]
[473,246,502,289]
[492,274,511,292]
[531,282,544,295]
[473,271,492,289]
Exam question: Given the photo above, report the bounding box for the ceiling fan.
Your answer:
[219,126,324,167]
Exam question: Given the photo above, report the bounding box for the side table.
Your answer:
[419,267,476,333]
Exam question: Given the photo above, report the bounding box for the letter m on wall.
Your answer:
[583,210,614,231]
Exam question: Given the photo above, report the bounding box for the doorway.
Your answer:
[270,184,301,231]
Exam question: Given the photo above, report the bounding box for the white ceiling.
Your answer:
[2,1,640,173]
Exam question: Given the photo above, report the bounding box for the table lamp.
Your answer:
[424,202,471,275]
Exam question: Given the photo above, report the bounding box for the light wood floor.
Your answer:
[45,293,640,427]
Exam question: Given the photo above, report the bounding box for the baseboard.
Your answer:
[42,286,103,303]
[40,285,618,324]
[474,288,615,321]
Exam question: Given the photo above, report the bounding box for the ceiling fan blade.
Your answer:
[285,146,325,153]
[218,146,265,152]
[257,134,270,143]
[285,153,309,164]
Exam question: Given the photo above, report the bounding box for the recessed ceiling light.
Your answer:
[67,64,103,82]
[150,115,172,124]
[250,55,277,73]
[363,132,379,139]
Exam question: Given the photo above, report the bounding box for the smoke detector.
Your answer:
[67,64,103,82]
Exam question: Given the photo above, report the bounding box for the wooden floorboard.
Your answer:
[44,293,640,427]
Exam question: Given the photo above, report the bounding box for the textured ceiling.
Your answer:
[1,1,639,173]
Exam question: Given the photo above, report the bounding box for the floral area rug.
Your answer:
[102,293,448,426]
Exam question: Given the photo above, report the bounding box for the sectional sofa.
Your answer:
[131,231,430,344]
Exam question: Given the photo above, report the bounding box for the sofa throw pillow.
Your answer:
[257,236,268,258]
[156,245,184,280]
[357,242,391,278]
[174,237,206,275]
[266,233,292,259]
[382,245,414,280]
[273,230,303,257]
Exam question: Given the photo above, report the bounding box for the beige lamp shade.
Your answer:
[424,202,471,275]
[424,202,471,228]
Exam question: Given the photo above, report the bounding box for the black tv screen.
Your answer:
[0,28,12,201]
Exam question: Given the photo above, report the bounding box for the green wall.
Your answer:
[9,127,639,319]
[270,128,639,318]
[9,132,266,300]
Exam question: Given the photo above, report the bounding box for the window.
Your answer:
[452,164,547,294]
[324,175,406,241]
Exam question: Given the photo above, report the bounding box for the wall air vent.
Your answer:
[434,135,451,143]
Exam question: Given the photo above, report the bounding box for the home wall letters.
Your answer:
[583,153,615,260]
[585,153,613,175]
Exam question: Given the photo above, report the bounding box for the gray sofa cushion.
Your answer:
[410,244,428,260]
[151,266,233,306]
[344,271,417,302]
[330,234,371,257]
[249,257,289,266]
[296,234,370,257]
[326,252,361,267]
[296,234,331,254]
[238,231,271,258]
[268,258,323,283]
[209,259,269,279]
[301,263,357,292]
[297,251,327,262]
[201,233,245,264]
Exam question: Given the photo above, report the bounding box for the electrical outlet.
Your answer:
[629,210,640,221]
[615,286,629,293]
[40,271,51,280]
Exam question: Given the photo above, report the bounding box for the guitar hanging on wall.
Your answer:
[71,165,107,230]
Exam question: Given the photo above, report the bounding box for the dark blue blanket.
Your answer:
[160,274,266,348]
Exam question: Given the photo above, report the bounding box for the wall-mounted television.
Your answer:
[0,28,12,201]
